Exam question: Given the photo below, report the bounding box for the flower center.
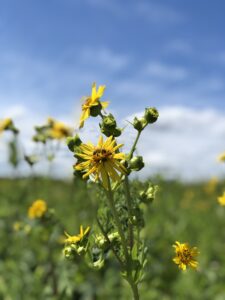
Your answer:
[92,148,112,163]
[178,249,191,263]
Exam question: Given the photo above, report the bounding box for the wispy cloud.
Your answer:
[136,2,184,24]
[144,62,188,80]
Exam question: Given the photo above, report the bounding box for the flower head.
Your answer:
[218,152,225,163]
[47,118,72,139]
[218,192,225,206]
[74,136,126,189]
[79,82,108,128]
[0,118,13,133]
[28,199,47,219]
[173,241,199,271]
[64,225,90,244]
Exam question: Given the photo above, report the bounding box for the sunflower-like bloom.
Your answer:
[0,118,13,133]
[74,136,126,189]
[79,82,108,128]
[47,118,72,139]
[173,241,199,271]
[64,225,90,244]
[218,192,225,206]
[28,199,47,219]
[218,152,225,163]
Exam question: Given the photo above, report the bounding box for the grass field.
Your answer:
[1,176,225,300]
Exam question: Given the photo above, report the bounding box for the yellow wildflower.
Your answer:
[0,118,13,133]
[74,135,126,189]
[47,118,72,139]
[79,82,108,128]
[173,241,199,271]
[28,199,47,219]
[218,152,225,163]
[218,192,225,206]
[64,225,90,244]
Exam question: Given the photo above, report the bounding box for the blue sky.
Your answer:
[1,0,225,114]
[1,0,225,179]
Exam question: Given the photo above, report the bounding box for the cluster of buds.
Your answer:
[0,118,19,134]
[95,231,120,250]
[99,114,122,137]
[133,107,159,132]
[139,183,159,204]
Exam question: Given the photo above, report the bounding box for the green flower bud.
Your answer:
[130,156,144,171]
[140,184,159,204]
[63,245,76,260]
[67,134,82,152]
[112,127,122,137]
[100,114,122,137]
[90,102,102,117]
[133,117,143,131]
[76,245,86,255]
[144,107,159,124]
[103,114,117,129]
[95,234,107,248]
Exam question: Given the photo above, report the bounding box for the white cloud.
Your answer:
[123,106,225,181]
[1,104,225,182]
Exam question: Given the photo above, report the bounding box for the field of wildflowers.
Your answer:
[1,83,225,299]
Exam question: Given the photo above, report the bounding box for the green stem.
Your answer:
[128,131,142,160]
[105,177,130,264]
[124,175,134,250]
[129,280,140,300]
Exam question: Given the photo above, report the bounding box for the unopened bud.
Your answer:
[100,114,122,137]
[133,117,146,131]
[130,156,144,171]
[144,107,159,124]
[67,134,82,152]
[63,245,76,260]
[140,184,159,204]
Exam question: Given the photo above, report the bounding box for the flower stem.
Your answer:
[106,179,130,264]
[129,280,140,300]
[124,175,134,250]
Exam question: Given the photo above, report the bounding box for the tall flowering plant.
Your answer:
[63,83,160,299]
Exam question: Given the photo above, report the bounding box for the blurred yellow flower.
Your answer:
[47,118,72,139]
[173,241,199,271]
[0,118,13,133]
[217,152,225,163]
[218,192,225,206]
[28,199,47,219]
[204,176,218,195]
[74,136,126,189]
[64,225,90,244]
[79,82,108,128]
